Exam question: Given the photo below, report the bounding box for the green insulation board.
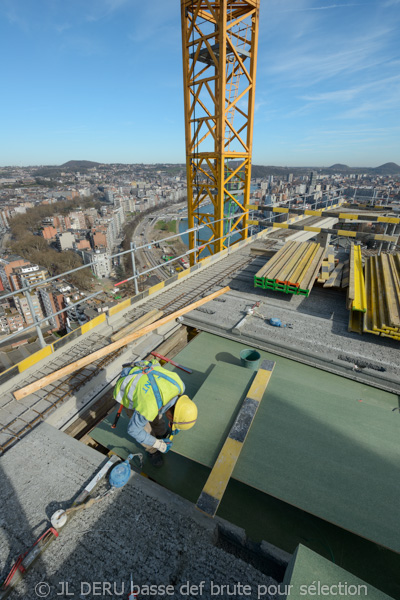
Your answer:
[89,331,400,554]
[283,545,394,599]
[89,362,254,466]
[171,362,254,464]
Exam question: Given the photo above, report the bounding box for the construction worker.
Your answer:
[113,359,197,467]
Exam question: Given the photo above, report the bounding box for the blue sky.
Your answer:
[0,0,399,167]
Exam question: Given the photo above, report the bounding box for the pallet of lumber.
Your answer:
[254,241,324,297]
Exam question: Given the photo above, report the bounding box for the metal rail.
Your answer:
[0,348,123,454]
[251,205,400,225]
[0,191,344,345]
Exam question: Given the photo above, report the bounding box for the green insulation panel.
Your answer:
[283,545,394,600]
[89,332,400,555]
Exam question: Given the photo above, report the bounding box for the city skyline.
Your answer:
[1,0,399,167]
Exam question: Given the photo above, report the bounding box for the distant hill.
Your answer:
[60,160,101,170]
[373,162,400,175]
[329,163,349,170]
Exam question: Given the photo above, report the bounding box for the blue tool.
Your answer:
[109,453,143,488]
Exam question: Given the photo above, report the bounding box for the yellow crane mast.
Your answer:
[181,0,260,263]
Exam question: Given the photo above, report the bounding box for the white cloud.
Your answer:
[275,3,366,12]
[264,26,395,88]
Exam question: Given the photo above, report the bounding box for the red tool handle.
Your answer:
[151,352,192,374]
[111,404,123,428]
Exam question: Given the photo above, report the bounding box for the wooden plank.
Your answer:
[196,359,275,517]
[13,286,230,401]
[110,309,163,342]
[341,260,350,288]
[148,326,188,360]
[347,244,355,308]
[64,390,115,439]
[323,261,344,288]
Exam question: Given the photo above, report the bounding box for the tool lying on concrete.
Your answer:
[0,528,59,600]
[51,453,143,529]
[150,352,193,373]
[268,317,293,329]
[232,301,260,334]
[0,454,142,600]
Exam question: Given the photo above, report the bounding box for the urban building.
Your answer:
[79,249,112,279]
[9,264,48,292]
[42,225,58,240]
[56,232,76,251]
[0,256,30,291]
[69,211,86,230]
[13,292,44,326]
[37,285,67,330]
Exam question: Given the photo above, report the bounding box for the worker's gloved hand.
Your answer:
[152,438,173,454]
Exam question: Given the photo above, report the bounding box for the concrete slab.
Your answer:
[0,423,278,599]
[182,288,400,390]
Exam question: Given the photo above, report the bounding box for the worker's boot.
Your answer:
[149,450,163,468]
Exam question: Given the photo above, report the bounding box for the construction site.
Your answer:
[1,2,400,600]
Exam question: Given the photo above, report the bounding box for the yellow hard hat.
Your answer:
[172,395,198,431]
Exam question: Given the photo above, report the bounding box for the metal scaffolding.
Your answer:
[181,0,260,262]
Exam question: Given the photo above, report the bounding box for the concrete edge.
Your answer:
[181,318,400,395]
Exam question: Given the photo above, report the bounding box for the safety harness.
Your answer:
[133,361,182,412]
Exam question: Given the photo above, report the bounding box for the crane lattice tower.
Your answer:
[181,0,260,262]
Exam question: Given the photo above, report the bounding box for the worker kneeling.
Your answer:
[113,359,197,467]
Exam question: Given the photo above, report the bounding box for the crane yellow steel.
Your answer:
[181,0,260,263]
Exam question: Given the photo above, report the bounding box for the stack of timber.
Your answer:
[254,241,324,297]
[341,260,350,288]
[323,260,345,288]
[317,245,335,283]
[363,253,400,341]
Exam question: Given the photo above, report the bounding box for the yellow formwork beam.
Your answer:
[196,359,275,517]
[255,241,295,279]
[363,253,400,341]
[273,241,307,281]
[286,243,319,285]
[381,253,400,328]
[255,241,323,291]
[352,245,367,312]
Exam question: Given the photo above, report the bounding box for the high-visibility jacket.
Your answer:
[113,360,185,422]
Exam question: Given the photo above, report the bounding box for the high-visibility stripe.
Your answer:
[196,359,275,517]
[338,229,356,237]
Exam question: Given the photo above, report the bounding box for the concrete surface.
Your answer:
[0,423,279,600]
[182,279,400,392]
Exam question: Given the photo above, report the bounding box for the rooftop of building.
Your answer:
[0,217,399,598]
